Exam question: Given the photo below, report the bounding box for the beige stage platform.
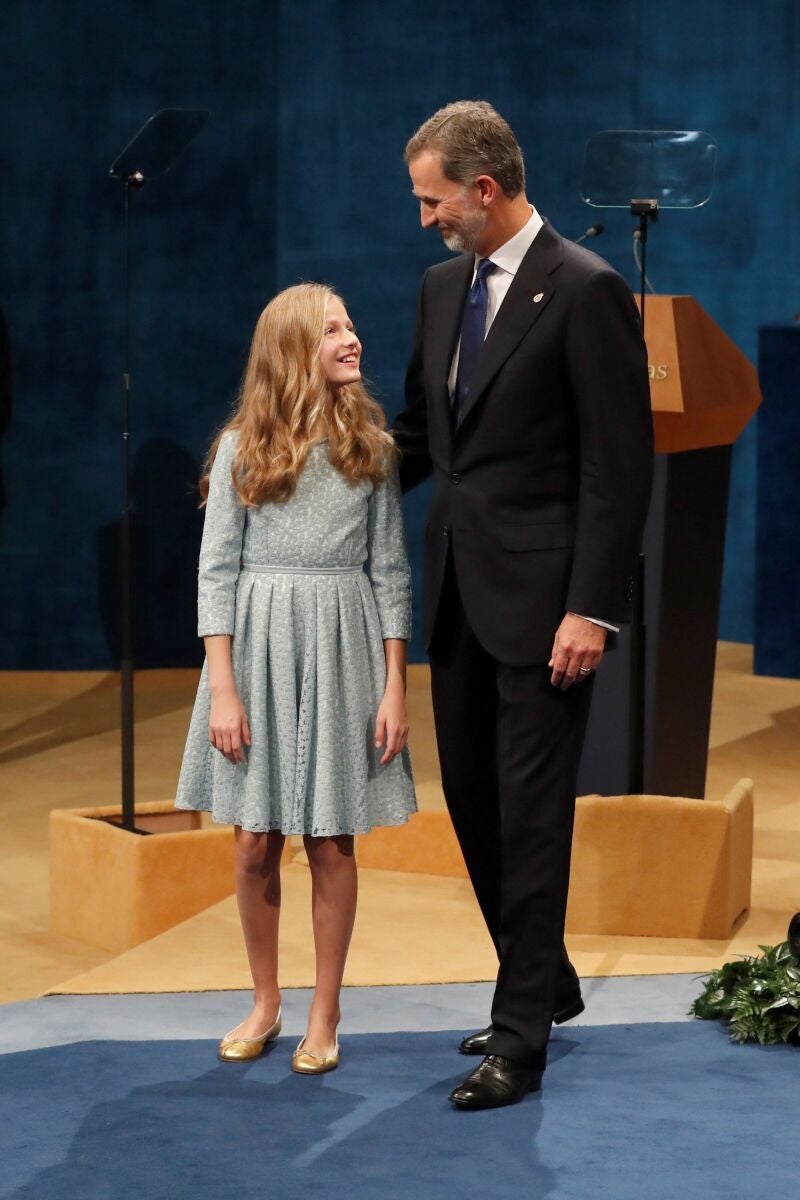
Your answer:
[2,645,799,1001]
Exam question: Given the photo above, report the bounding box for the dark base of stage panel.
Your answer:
[578,445,731,799]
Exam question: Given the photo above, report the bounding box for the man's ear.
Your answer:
[474,174,500,206]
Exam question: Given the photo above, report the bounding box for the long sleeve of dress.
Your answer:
[365,455,412,641]
[197,431,246,637]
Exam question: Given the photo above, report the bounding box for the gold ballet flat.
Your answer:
[218,1008,282,1062]
[291,1036,340,1075]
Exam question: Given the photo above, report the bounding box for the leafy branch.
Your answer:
[691,942,800,1046]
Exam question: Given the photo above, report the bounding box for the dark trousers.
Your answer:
[429,555,594,1068]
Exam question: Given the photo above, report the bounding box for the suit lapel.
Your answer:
[428,254,473,432]
[456,222,564,431]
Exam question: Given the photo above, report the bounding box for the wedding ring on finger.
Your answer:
[579,666,593,675]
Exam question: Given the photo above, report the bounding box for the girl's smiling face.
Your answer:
[319,296,362,389]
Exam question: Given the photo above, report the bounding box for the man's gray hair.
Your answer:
[405,100,525,198]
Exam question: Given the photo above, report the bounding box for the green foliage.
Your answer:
[691,942,800,1046]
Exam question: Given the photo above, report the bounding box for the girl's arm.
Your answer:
[198,432,249,764]
[205,634,251,764]
[198,431,246,638]
[375,638,408,765]
[364,453,412,641]
[366,456,413,765]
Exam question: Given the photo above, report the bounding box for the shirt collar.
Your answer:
[480,206,544,276]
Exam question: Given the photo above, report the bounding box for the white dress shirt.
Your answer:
[448,207,618,634]
[447,207,544,393]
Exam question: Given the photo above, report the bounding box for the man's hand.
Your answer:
[549,614,606,690]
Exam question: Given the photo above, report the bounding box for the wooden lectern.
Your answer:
[577,296,761,799]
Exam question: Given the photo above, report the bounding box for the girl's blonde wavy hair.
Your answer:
[200,283,393,506]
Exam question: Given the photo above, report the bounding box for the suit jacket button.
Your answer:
[450,472,462,485]
[442,525,449,537]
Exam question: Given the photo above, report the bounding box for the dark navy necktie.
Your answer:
[454,257,497,427]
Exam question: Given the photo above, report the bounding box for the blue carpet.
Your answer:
[0,1023,795,1198]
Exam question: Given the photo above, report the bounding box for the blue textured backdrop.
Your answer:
[1,0,798,667]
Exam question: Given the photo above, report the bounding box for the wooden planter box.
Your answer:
[49,800,236,954]
[356,779,754,940]
[565,779,754,939]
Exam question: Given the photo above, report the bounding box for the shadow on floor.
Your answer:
[3,1036,554,1200]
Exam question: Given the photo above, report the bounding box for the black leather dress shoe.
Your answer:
[459,994,585,1055]
[788,912,800,960]
[458,1026,496,1055]
[449,1055,543,1110]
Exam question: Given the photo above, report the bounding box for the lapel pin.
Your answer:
[532,292,544,303]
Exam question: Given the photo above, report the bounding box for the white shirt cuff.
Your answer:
[570,612,620,634]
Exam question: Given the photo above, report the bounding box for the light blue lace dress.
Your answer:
[175,431,416,835]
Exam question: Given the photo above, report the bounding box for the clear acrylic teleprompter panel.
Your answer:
[109,109,208,181]
[581,131,717,209]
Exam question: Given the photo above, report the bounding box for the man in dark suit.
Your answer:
[393,101,653,1109]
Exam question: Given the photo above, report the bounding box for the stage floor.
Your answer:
[1,979,796,1200]
[1,643,799,1002]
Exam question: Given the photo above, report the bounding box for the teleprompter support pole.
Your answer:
[626,198,658,794]
[120,171,144,833]
[109,109,207,833]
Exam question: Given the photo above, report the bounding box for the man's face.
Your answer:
[408,150,487,253]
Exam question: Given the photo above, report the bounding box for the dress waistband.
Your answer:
[241,563,364,576]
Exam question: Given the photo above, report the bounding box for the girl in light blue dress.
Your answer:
[176,283,416,1073]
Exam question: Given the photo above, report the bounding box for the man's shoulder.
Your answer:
[420,253,471,288]
[555,233,624,289]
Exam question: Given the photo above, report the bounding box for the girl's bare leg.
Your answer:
[228,828,284,1039]
[302,834,358,1054]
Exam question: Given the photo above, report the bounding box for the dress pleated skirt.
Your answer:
[175,565,417,835]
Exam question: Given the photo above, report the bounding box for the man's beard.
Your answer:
[440,202,487,253]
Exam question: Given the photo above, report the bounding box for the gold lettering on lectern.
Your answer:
[648,364,668,380]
